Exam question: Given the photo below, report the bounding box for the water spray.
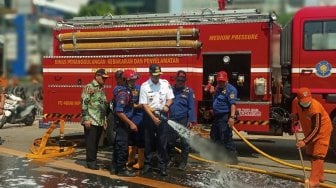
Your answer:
[154,111,237,164]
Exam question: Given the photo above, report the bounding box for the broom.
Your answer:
[294,121,310,188]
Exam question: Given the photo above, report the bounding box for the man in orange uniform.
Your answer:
[293,87,332,187]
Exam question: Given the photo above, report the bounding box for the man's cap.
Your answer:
[114,70,123,79]
[217,71,228,82]
[95,69,109,78]
[176,70,186,82]
[297,87,312,103]
[149,64,163,76]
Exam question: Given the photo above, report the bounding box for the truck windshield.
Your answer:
[304,20,336,50]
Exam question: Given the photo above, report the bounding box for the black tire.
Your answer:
[24,110,36,126]
[0,115,7,129]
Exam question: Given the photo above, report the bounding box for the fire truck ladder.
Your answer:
[56,9,271,52]
[57,9,270,27]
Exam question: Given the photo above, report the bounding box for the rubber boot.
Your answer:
[178,153,188,171]
[309,159,323,187]
[126,146,136,166]
[133,148,144,169]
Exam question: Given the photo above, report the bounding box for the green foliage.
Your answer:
[277,13,294,26]
[78,2,115,16]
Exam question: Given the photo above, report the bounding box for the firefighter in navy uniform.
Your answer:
[105,70,125,147]
[125,70,145,170]
[108,70,125,172]
[210,70,238,164]
[113,70,138,177]
[169,70,196,170]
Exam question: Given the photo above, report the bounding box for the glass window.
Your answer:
[304,20,336,50]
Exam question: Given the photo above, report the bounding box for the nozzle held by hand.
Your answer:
[153,111,168,122]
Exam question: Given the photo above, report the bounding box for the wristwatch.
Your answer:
[229,116,235,119]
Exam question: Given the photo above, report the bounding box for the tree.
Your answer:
[78,2,115,17]
[277,13,294,26]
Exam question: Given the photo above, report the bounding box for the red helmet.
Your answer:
[122,69,139,80]
[217,71,228,82]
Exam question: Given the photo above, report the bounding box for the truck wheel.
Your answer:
[331,117,336,155]
[0,115,7,129]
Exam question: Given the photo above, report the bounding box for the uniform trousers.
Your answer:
[113,121,130,170]
[210,113,236,152]
[84,125,103,163]
[143,113,168,170]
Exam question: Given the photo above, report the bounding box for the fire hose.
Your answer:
[231,126,336,174]
[174,125,336,188]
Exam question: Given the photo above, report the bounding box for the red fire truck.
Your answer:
[42,6,336,142]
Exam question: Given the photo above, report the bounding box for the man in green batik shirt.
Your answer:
[81,69,109,170]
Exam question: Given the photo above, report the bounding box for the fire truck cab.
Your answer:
[42,6,336,144]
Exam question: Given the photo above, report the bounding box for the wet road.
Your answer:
[0,123,335,187]
[0,153,301,188]
[0,155,146,188]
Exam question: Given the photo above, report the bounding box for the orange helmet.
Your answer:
[122,69,139,80]
[217,71,228,82]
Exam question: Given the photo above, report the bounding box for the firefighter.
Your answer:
[210,70,238,164]
[139,64,174,176]
[81,69,109,170]
[293,87,332,187]
[125,70,145,170]
[108,70,125,171]
[113,69,138,177]
[168,70,196,171]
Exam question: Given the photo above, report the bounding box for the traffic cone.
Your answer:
[309,159,323,187]
[126,146,136,166]
[133,148,144,169]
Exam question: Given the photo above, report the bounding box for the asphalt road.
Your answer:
[0,121,335,187]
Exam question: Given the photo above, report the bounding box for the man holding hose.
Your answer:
[292,87,333,187]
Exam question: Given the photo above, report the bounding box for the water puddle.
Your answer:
[0,155,147,188]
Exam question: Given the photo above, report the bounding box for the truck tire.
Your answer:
[0,115,7,129]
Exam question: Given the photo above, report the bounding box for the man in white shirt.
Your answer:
[139,64,174,176]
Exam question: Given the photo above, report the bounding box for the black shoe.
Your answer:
[160,168,167,176]
[87,163,99,170]
[177,162,187,171]
[167,159,175,168]
[115,168,135,177]
[141,165,152,175]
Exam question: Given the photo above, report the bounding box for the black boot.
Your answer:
[160,167,168,176]
[115,167,135,177]
[167,156,175,168]
[87,161,99,170]
[141,165,152,175]
[178,153,188,171]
